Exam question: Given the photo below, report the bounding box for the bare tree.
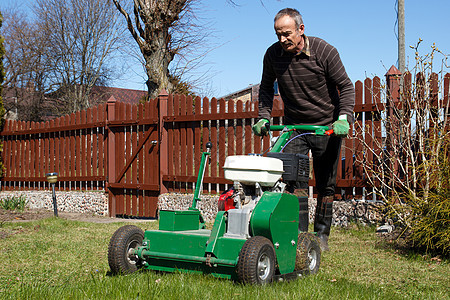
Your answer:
[2,0,127,119]
[112,0,212,99]
[2,10,51,121]
[353,41,449,226]
[35,0,125,114]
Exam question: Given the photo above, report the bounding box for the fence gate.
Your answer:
[106,97,160,218]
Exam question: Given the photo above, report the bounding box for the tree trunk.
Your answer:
[113,0,186,99]
[143,32,173,99]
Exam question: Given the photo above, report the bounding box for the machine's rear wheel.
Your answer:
[108,225,144,274]
[237,236,275,284]
[295,232,321,275]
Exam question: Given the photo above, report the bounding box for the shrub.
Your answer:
[354,41,450,256]
[406,137,450,255]
[0,195,28,211]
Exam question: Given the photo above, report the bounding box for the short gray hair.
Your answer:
[274,8,303,29]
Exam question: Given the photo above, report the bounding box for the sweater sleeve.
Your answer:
[258,48,277,121]
[324,46,355,122]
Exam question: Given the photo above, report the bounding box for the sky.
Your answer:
[2,0,450,98]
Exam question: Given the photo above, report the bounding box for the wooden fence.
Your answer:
[2,67,449,217]
[0,97,161,217]
[1,104,108,190]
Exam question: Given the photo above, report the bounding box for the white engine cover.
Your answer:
[223,155,283,186]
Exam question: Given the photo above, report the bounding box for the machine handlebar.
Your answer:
[268,124,333,136]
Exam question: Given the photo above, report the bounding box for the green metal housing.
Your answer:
[138,211,246,279]
[137,191,299,278]
[250,192,299,274]
[134,125,329,280]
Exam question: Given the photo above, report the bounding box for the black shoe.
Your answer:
[317,234,330,251]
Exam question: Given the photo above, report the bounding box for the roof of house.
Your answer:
[89,86,148,105]
[220,84,259,101]
[1,85,149,121]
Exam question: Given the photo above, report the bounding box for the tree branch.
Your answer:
[112,0,145,49]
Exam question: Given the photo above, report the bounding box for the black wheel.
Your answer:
[295,232,321,275]
[108,225,144,274]
[237,236,276,284]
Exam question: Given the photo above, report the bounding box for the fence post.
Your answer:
[106,96,117,217]
[385,65,402,193]
[159,90,169,194]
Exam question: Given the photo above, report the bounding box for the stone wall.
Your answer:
[0,190,384,226]
[0,190,108,216]
[158,193,385,226]
[158,193,219,221]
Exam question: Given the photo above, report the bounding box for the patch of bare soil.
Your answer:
[376,227,415,253]
[0,208,152,224]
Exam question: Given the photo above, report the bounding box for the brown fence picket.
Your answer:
[364,78,374,199]
[10,122,15,184]
[143,101,150,216]
[236,100,243,156]
[115,103,124,215]
[91,107,98,179]
[202,97,210,193]
[19,122,25,182]
[173,95,181,192]
[124,103,131,215]
[75,112,81,183]
[354,80,364,199]
[372,76,382,189]
[218,98,226,188]
[193,96,201,191]
[131,105,138,215]
[4,122,10,188]
[210,97,218,181]
[86,109,92,182]
[244,101,252,154]
[137,103,145,216]
[187,96,194,191]
[23,122,29,188]
[69,114,75,180]
[3,121,9,186]
[165,96,173,192]
[253,102,261,155]
[227,100,235,158]
[80,111,86,178]
[54,119,60,186]
[180,95,187,188]
[64,115,69,182]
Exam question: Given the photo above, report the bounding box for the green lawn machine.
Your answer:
[108,125,333,284]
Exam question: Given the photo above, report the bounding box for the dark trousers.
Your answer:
[283,132,342,197]
[283,132,342,235]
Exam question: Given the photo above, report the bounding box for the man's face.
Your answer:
[274,15,304,53]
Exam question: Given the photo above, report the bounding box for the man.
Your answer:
[252,8,355,251]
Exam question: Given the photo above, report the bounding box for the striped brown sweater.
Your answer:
[258,36,355,126]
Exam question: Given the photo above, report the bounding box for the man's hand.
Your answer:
[252,119,269,136]
[332,115,350,137]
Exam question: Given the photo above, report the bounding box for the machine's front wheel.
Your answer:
[237,236,275,284]
[108,225,144,274]
[295,232,321,275]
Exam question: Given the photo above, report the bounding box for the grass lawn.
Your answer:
[0,217,448,299]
